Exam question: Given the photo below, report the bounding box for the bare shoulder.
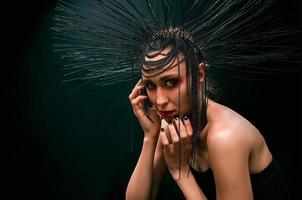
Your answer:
[204,100,272,172]
[206,100,260,149]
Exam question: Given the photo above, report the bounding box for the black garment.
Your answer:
[190,158,289,200]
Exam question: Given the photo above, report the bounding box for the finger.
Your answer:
[129,85,145,100]
[160,128,170,146]
[131,95,148,106]
[132,99,160,126]
[164,125,173,144]
[173,117,187,139]
[147,108,161,126]
[183,115,193,137]
[168,122,179,144]
[131,96,149,118]
[135,78,143,87]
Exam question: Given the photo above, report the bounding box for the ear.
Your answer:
[198,63,206,83]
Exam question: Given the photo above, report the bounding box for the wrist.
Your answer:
[175,170,193,183]
[169,166,191,181]
[172,168,190,181]
[175,171,207,200]
[143,136,158,144]
[143,131,159,141]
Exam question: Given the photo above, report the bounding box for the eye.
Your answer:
[165,79,178,87]
[145,82,156,90]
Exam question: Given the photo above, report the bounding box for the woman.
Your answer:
[53,1,296,199]
[126,29,288,200]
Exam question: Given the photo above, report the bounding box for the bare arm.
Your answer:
[151,134,167,200]
[126,79,164,200]
[126,137,158,200]
[126,133,167,200]
[208,130,253,200]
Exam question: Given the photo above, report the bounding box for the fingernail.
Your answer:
[174,116,179,121]
[160,128,164,132]
[183,115,188,120]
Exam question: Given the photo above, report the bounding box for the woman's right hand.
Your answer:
[129,79,161,139]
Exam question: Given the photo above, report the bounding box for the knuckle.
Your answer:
[162,140,169,146]
[172,137,179,143]
[180,134,187,139]
[180,127,186,132]
[184,120,191,125]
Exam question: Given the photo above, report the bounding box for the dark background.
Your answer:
[6,0,301,199]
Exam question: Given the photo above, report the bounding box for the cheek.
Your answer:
[179,82,191,105]
[146,90,156,102]
[170,83,187,103]
[179,92,190,105]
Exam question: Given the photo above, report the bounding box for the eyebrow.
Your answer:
[160,74,180,82]
[143,74,180,83]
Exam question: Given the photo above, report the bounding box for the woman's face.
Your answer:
[142,50,191,121]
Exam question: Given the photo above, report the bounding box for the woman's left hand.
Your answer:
[160,116,193,180]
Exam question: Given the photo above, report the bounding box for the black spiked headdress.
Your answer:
[53,0,298,87]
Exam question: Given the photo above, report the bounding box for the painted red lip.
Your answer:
[158,110,176,120]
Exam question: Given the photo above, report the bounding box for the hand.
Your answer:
[129,79,161,139]
[160,116,193,180]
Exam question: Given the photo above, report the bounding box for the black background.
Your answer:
[6,0,301,199]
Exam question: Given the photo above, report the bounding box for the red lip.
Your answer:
[158,110,176,120]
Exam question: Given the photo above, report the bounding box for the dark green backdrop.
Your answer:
[8,0,301,199]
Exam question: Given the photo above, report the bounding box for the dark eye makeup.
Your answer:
[165,79,179,87]
[144,81,156,89]
[143,77,180,90]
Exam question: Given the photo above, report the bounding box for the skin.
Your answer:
[126,47,273,200]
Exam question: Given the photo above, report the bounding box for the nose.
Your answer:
[156,88,168,108]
